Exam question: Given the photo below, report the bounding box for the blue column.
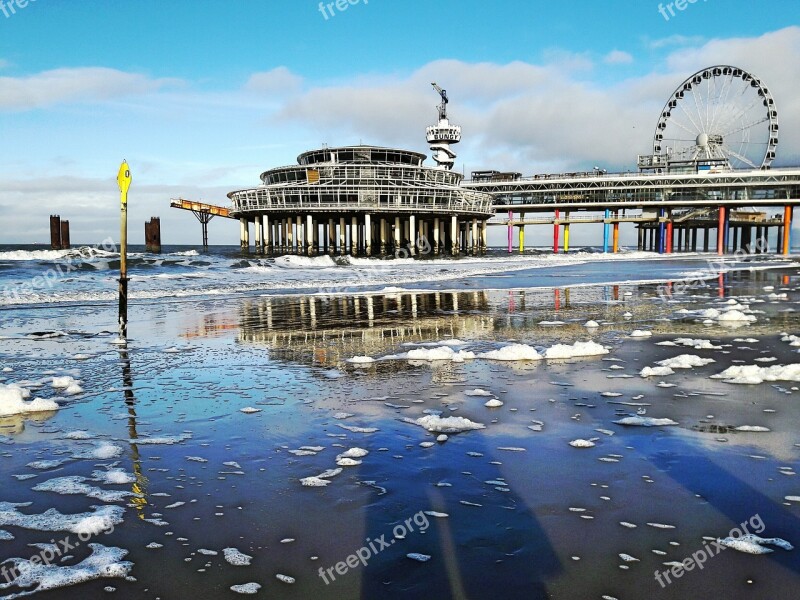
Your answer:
[658,208,666,254]
[603,209,610,253]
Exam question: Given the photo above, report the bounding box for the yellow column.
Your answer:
[519,226,525,253]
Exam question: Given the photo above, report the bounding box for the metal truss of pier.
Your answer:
[464,168,800,255]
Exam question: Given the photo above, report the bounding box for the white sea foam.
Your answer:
[230,583,262,594]
[718,534,793,554]
[614,417,678,427]
[544,341,608,359]
[484,399,504,408]
[465,388,493,397]
[712,363,800,385]
[0,384,59,417]
[406,414,486,433]
[0,544,132,598]
[223,547,253,566]
[32,476,133,503]
[479,344,542,361]
[640,366,675,378]
[656,354,715,369]
[0,502,124,534]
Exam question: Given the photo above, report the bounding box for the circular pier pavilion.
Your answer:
[229,145,493,256]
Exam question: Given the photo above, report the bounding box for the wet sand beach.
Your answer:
[1,252,799,599]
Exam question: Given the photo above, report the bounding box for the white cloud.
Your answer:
[644,34,706,50]
[245,66,303,95]
[604,50,634,65]
[0,67,180,111]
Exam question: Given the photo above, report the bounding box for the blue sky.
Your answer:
[0,0,798,245]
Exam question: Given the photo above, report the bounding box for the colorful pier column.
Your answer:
[723,208,731,252]
[783,205,793,255]
[553,210,560,253]
[603,209,610,253]
[717,207,726,255]
[519,225,525,253]
[564,212,570,253]
[507,211,513,253]
[612,216,620,253]
[658,209,666,254]
[666,217,674,254]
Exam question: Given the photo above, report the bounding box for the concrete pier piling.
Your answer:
[49,215,70,250]
[145,217,161,253]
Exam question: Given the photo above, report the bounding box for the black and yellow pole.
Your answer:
[117,160,132,337]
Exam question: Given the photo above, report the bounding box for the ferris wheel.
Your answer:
[653,65,779,170]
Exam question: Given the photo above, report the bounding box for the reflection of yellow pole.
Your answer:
[117,161,132,337]
[519,226,525,253]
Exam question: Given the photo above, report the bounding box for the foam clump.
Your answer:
[614,417,678,427]
[479,344,541,361]
[230,583,262,594]
[0,544,132,598]
[465,389,493,397]
[544,341,608,359]
[718,534,793,554]
[0,384,59,417]
[406,347,476,362]
[223,547,253,566]
[569,439,596,448]
[656,354,715,369]
[0,501,124,534]
[406,414,486,433]
[629,330,652,338]
[32,476,133,503]
[640,366,675,378]
[734,425,771,432]
[51,376,83,395]
[484,399,504,408]
[711,364,800,385]
[346,356,375,364]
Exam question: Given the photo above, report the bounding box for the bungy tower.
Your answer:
[426,83,461,170]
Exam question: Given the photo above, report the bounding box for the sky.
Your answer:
[0,0,798,246]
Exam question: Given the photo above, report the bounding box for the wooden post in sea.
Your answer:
[117,161,132,337]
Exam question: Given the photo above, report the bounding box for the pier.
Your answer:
[173,66,800,257]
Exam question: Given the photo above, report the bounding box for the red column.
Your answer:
[553,210,560,253]
[717,207,726,255]
[665,220,673,254]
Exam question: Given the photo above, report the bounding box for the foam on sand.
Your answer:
[465,389,493,397]
[543,341,609,359]
[656,354,715,369]
[223,547,253,566]
[406,414,486,433]
[32,476,133,503]
[640,366,675,378]
[711,364,800,384]
[614,417,678,427]
[0,501,124,534]
[0,384,59,417]
[51,376,83,396]
[0,544,132,599]
[718,534,793,554]
[230,583,262,594]
[569,439,596,448]
[479,344,542,361]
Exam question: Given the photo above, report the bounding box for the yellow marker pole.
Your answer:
[117,160,132,337]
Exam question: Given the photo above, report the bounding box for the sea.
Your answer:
[0,243,799,599]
